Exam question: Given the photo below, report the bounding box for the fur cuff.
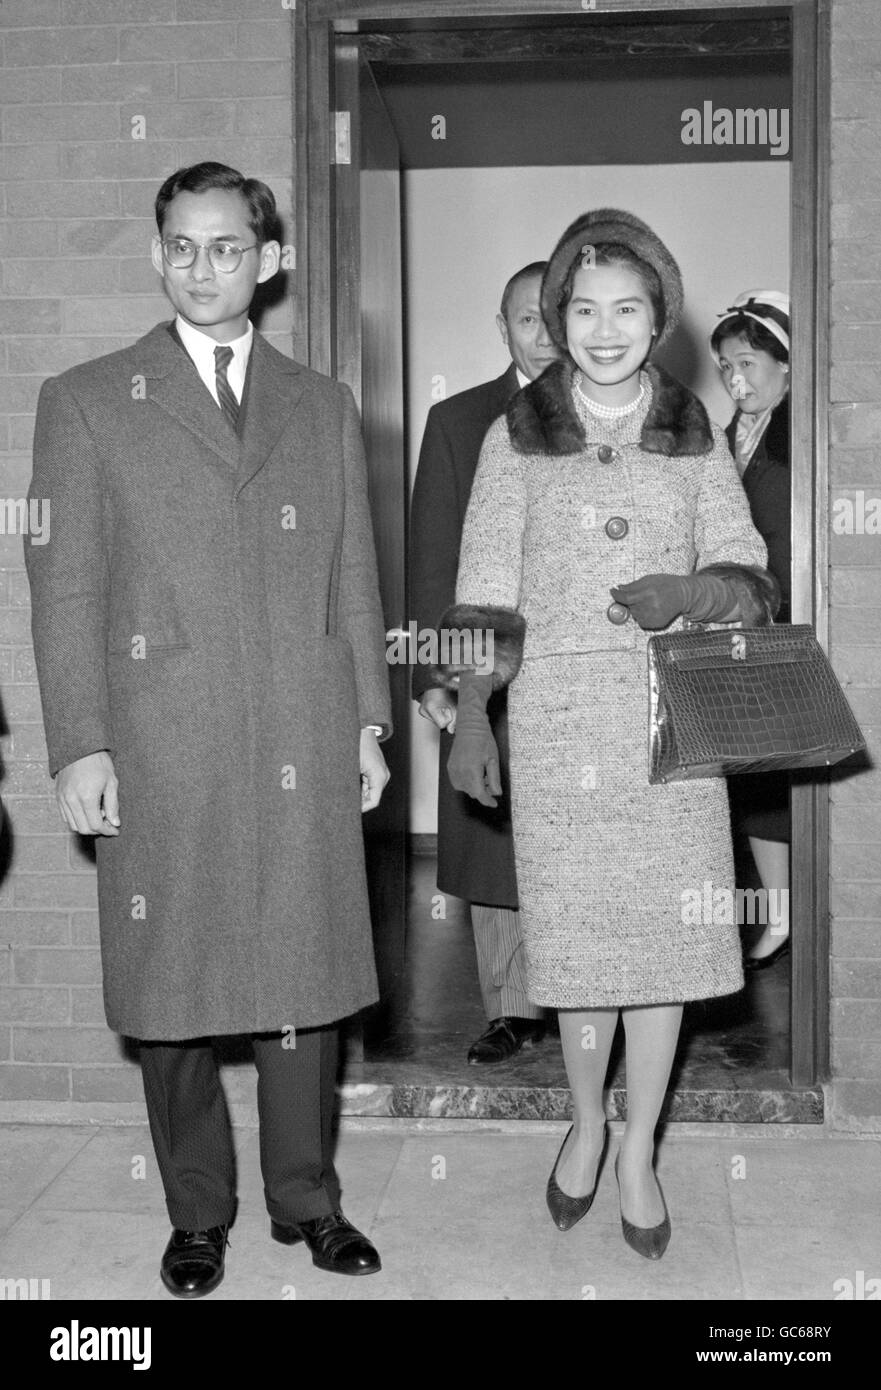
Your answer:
[697,564,781,627]
[426,604,526,691]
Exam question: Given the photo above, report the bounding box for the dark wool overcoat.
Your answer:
[409,364,519,909]
[725,396,791,842]
[725,397,791,621]
[26,323,391,1040]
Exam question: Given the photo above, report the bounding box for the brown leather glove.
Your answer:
[446,671,502,808]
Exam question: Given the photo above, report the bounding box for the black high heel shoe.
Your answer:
[546,1123,608,1232]
[744,937,790,972]
[615,1154,671,1260]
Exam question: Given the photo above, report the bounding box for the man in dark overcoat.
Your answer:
[409,263,559,1064]
[26,163,392,1296]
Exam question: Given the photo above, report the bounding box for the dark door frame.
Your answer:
[294,0,832,1088]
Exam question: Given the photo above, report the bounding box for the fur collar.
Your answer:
[506,359,714,458]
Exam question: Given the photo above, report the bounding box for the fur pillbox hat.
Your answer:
[540,208,684,351]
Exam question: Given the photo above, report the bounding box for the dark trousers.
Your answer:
[139,1026,341,1231]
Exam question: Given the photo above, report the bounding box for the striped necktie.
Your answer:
[214,344,239,431]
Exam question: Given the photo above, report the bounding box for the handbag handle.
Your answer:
[682,613,776,633]
[665,641,806,670]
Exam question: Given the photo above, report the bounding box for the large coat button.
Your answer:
[597,444,616,463]
[605,516,629,539]
[606,601,629,625]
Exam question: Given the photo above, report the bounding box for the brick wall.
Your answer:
[829,0,881,1130]
[1,0,879,1128]
[0,0,295,1108]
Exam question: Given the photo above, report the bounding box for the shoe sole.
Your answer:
[160,1266,225,1299]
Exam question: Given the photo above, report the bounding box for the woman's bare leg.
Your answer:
[746,836,790,960]
[555,1008,618,1195]
[617,1003,683,1225]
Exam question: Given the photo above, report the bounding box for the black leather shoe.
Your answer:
[467,1016,546,1065]
[744,937,790,972]
[271,1211,381,1276]
[160,1224,229,1299]
[615,1155,671,1261]
[546,1123,608,1231]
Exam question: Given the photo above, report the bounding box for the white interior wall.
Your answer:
[405,163,791,833]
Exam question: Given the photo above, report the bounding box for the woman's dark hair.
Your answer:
[710,314,789,364]
[556,242,665,339]
[155,162,278,243]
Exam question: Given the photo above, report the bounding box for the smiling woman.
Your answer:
[436,207,779,1257]
[564,256,659,407]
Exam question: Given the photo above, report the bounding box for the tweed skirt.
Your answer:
[507,649,745,1009]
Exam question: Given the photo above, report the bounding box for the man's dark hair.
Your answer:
[500,261,548,321]
[155,162,278,243]
[710,313,789,364]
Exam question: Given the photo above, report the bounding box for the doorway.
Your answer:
[296,1,830,1121]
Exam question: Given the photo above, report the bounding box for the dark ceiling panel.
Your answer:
[373,58,792,168]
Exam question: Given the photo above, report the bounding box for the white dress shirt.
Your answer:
[174,314,254,407]
[516,368,530,389]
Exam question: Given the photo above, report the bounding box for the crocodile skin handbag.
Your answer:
[647,624,866,784]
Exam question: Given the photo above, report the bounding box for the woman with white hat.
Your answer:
[429,210,779,1259]
[711,293,792,970]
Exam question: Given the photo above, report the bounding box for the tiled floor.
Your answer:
[348,853,815,1122]
[1,1121,878,1300]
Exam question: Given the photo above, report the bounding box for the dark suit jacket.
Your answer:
[409,364,519,908]
[725,396,791,622]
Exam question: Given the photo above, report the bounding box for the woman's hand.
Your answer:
[610,574,688,630]
[446,671,501,808]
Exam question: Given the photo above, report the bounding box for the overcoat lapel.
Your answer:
[492,362,520,415]
[135,323,308,484]
[135,322,241,472]
[235,332,306,493]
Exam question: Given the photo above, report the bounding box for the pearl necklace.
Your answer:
[575,375,646,419]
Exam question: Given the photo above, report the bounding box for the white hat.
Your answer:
[710,289,790,364]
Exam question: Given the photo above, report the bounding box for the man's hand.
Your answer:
[418,685,457,733]
[360,728,390,812]
[55,751,120,836]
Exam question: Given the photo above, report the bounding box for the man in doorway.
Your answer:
[26,162,392,1297]
[410,263,560,1064]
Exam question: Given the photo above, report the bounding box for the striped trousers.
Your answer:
[470,905,544,1022]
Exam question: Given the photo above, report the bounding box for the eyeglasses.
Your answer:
[160,238,259,272]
